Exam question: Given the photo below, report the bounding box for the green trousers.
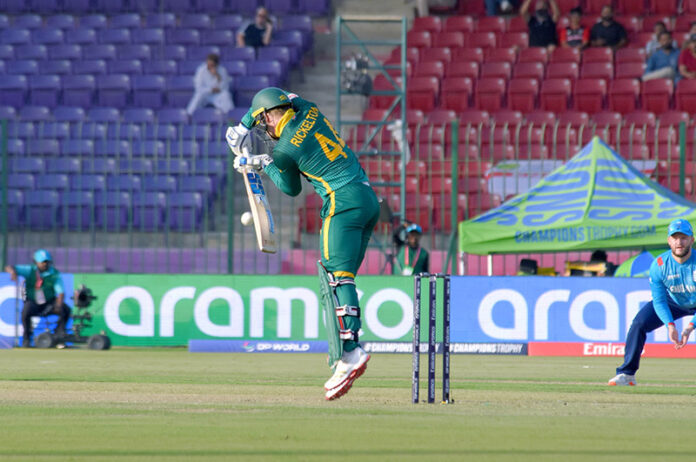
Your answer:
[320,181,380,352]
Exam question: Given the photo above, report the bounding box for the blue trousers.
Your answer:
[617,300,695,375]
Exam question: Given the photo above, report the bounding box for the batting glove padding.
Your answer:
[225,123,251,157]
[233,154,273,173]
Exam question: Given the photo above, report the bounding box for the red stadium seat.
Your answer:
[525,110,556,127]
[582,47,613,63]
[608,78,641,114]
[624,110,657,128]
[659,111,690,128]
[383,57,412,78]
[479,144,514,162]
[642,15,673,32]
[586,111,623,144]
[392,46,420,64]
[558,110,590,128]
[441,77,473,112]
[412,16,442,33]
[618,0,645,14]
[432,31,465,48]
[405,109,426,125]
[491,109,524,127]
[500,32,529,48]
[615,62,645,79]
[540,78,572,112]
[546,62,579,80]
[513,62,545,80]
[421,47,452,63]
[580,62,614,81]
[574,78,607,114]
[467,32,497,49]
[467,193,501,216]
[556,0,580,14]
[476,16,506,33]
[684,0,696,13]
[369,75,401,109]
[642,78,673,114]
[585,0,607,13]
[508,16,528,33]
[649,0,679,15]
[407,30,432,48]
[616,143,650,160]
[446,61,479,79]
[674,15,696,31]
[475,78,506,112]
[426,108,457,124]
[615,48,646,64]
[407,76,439,112]
[591,111,623,128]
[518,47,548,64]
[615,15,641,36]
[454,47,484,64]
[550,47,581,64]
[443,15,474,33]
[633,32,654,48]
[676,79,696,113]
[486,47,517,64]
[480,61,512,80]
[459,110,491,127]
[507,78,539,112]
[459,177,487,194]
[414,60,445,78]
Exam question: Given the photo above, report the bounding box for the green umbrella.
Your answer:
[614,249,667,278]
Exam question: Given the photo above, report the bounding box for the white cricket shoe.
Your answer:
[608,373,636,386]
[324,346,370,401]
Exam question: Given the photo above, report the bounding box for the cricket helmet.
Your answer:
[250,87,291,122]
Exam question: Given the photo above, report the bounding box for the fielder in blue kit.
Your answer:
[609,219,696,386]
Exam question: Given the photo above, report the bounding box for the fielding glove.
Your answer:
[233,154,273,173]
[225,123,250,157]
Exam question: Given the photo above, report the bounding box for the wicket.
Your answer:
[412,273,451,404]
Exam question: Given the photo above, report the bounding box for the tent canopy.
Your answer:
[459,137,696,255]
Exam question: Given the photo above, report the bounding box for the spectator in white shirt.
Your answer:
[186,54,233,116]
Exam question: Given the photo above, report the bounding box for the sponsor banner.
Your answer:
[529,342,696,358]
[189,340,328,353]
[362,342,527,355]
[450,275,689,345]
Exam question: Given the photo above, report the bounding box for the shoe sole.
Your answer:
[325,355,370,401]
[608,381,635,386]
[324,353,370,391]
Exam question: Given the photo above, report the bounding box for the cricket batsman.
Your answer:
[609,219,696,386]
[226,87,380,400]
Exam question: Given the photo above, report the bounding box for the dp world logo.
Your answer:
[242,341,255,352]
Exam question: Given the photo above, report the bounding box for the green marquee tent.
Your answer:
[459,137,696,255]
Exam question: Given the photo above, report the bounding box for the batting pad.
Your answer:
[317,260,343,369]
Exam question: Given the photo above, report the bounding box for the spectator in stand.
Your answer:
[645,21,676,58]
[486,0,516,15]
[186,53,233,115]
[643,31,680,81]
[590,5,627,50]
[559,7,590,49]
[678,39,696,79]
[236,6,273,48]
[520,0,560,52]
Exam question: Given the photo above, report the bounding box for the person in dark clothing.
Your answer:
[590,4,627,50]
[520,0,560,52]
[236,6,273,48]
[559,7,590,49]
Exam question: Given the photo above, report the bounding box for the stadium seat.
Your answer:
[550,47,581,64]
[659,111,690,127]
[432,31,464,48]
[25,190,59,230]
[475,78,506,112]
[9,60,39,75]
[624,110,657,129]
[608,79,641,114]
[574,78,607,114]
[480,62,512,80]
[499,32,528,49]
[407,76,439,112]
[615,62,645,79]
[507,16,528,33]
[0,75,27,108]
[475,16,505,33]
[467,32,496,49]
[513,62,545,81]
[454,47,484,64]
[518,48,548,64]
[491,109,523,128]
[486,47,517,64]
[540,78,572,112]
[581,62,614,81]
[459,110,491,127]
[683,0,696,13]
[414,60,446,78]
[583,47,614,64]
[441,77,473,112]
[642,79,673,114]
[446,61,479,79]
[443,15,474,33]
[649,0,679,14]
[413,16,442,33]
[507,78,539,112]
[546,62,579,80]
[616,48,647,64]
[109,59,143,75]
[407,30,432,48]
[82,45,116,60]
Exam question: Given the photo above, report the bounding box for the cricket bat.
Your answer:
[242,165,277,254]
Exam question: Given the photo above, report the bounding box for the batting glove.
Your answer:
[225,123,250,157]
[233,154,273,173]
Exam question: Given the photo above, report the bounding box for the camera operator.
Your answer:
[4,249,70,348]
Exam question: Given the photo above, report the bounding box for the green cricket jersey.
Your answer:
[14,264,64,303]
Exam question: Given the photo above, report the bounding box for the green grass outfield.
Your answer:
[1,349,696,461]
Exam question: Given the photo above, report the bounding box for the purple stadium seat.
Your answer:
[94,191,130,231]
[35,174,69,191]
[234,76,270,107]
[63,0,92,13]
[32,29,64,45]
[14,15,43,29]
[61,139,94,156]
[25,190,59,230]
[131,140,165,157]
[7,189,23,229]
[110,14,142,29]
[33,0,62,13]
[123,108,155,123]
[157,108,188,123]
[201,30,234,46]
[45,15,76,30]
[47,158,81,173]
[223,61,246,77]
[196,0,224,12]
[27,139,60,156]
[145,14,176,29]
[181,14,211,29]
[62,75,96,107]
[28,75,61,107]
[0,16,8,29]
[48,44,82,60]
[187,45,220,61]
[248,60,284,86]
[222,47,255,62]
[191,108,225,124]
[40,122,70,139]
[194,159,224,187]
[72,60,106,76]
[54,106,86,122]
[118,45,151,60]
[282,15,313,34]
[213,14,244,29]
[97,75,131,107]
[176,141,199,157]
[144,60,177,75]
[66,28,97,45]
[177,60,201,75]
[16,44,47,60]
[106,123,142,139]
[88,107,121,122]
[181,124,211,140]
[82,45,116,60]
[82,159,115,175]
[119,158,153,175]
[267,0,295,14]
[179,175,214,198]
[229,0,262,15]
[257,47,291,72]
[7,121,35,139]
[108,175,142,191]
[143,123,176,140]
[12,158,45,173]
[60,191,94,231]
[143,175,177,192]
[132,28,164,45]
[298,0,330,15]
[156,159,189,174]
[132,75,166,108]
[0,45,14,60]
[162,0,193,12]
[168,192,202,231]
[0,105,17,119]
[19,105,51,121]
[8,60,38,75]
[98,29,131,45]
[167,29,200,46]
[108,59,143,74]
[94,140,129,156]
[4,1,25,15]
[166,76,194,107]
[96,0,127,13]
[162,45,186,60]
[0,61,8,75]
[71,174,106,191]
[7,139,25,156]
[8,173,35,190]
[133,192,166,230]
[80,15,108,30]
[271,30,303,59]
